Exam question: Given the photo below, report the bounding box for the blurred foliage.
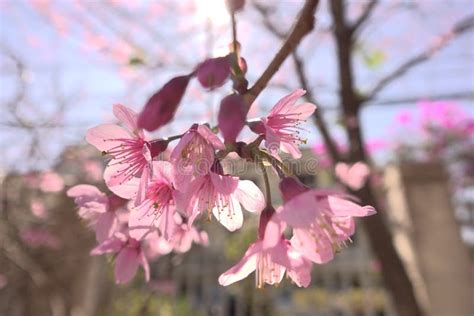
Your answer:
[106,288,197,316]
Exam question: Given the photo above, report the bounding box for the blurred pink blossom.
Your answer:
[20,228,62,250]
[30,199,48,219]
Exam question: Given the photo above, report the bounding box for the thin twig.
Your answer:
[244,0,320,105]
[365,14,474,102]
[292,52,341,161]
[350,0,378,37]
[257,159,272,207]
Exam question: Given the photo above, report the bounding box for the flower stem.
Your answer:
[257,159,272,207]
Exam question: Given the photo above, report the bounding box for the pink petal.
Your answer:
[280,141,302,159]
[269,89,306,116]
[152,161,175,185]
[210,172,239,195]
[128,203,156,241]
[115,247,140,284]
[67,184,104,198]
[325,195,377,217]
[113,104,139,133]
[285,247,312,288]
[85,124,131,152]
[218,242,260,286]
[234,180,265,213]
[291,230,334,264]
[90,237,124,255]
[170,132,193,161]
[135,165,150,206]
[95,212,117,243]
[262,215,286,249]
[156,205,177,241]
[197,124,225,150]
[103,164,140,199]
[277,191,318,228]
[291,102,317,120]
[212,196,243,231]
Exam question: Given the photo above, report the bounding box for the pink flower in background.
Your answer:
[277,177,376,264]
[395,110,412,126]
[91,232,149,284]
[86,104,156,205]
[171,221,209,253]
[82,159,103,182]
[171,124,225,179]
[249,89,316,159]
[335,162,371,190]
[418,100,468,130]
[128,161,178,241]
[30,199,47,219]
[20,228,62,250]
[24,171,64,192]
[67,185,127,242]
[179,166,265,231]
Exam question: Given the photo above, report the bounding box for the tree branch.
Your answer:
[350,0,378,37]
[292,52,342,161]
[365,14,474,102]
[245,0,320,105]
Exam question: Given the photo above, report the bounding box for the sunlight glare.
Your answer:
[195,0,230,26]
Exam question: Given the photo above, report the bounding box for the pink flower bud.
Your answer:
[279,177,308,202]
[137,75,191,131]
[218,94,248,143]
[225,0,245,13]
[248,119,265,134]
[148,139,168,157]
[196,56,231,90]
[258,206,275,240]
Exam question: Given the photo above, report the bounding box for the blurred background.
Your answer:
[0,0,473,315]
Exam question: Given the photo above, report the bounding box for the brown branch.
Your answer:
[252,1,286,39]
[365,14,474,101]
[244,0,320,105]
[292,52,342,161]
[350,0,378,37]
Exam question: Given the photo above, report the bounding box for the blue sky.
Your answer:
[1,0,473,171]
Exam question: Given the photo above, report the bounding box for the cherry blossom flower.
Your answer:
[219,212,312,288]
[277,177,376,264]
[335,161,371,190]
[249,89,316,159]
[91,231,149,284]
[171,220,209,253]
[178,162,265,231]
[171,124,225,180]
[67,184,128,242]
[127,161,178,241]
[86,104,165,205]
[20,228,62,250]
[30,199,47,219]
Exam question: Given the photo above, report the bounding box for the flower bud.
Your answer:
[225,0,245,13]
[218,94,248,143]
[148,139,168,158]
[137,75,191,131]
[279,177,308,202]
[248,119,265,134]
[196,56,231,90]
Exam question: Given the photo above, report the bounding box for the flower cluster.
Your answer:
[69,33,376,287]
